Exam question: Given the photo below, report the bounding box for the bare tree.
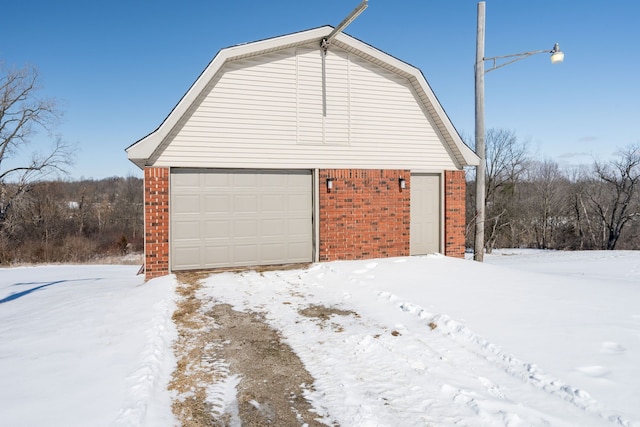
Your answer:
[564,166,600,250]
[587,145,640,250]
[0,63,73,228]
[111,174,144,240]
[525,159,567,249]
[483,129,529,252]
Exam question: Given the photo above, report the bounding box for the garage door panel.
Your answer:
[234,173,259,187]
[173,194,200,214]
[261,173,287,187]
[234,195,258,213]
[205,246,230,265]
[235,219,258,237]
[262,218,285,236]
[233,244,259,263]
[204,172,231,188]
[288,218,309,235]
[173,220,200,240]
[287,174,310,189]
[173,247,201,269]
[288,194,311,211]
[171,169,312,270]
[262,243,286,262]
[172,172,200,189]
[204,220,229,239]
[205,194,230,212]
[288,241,312,260]
[262,194,286,212]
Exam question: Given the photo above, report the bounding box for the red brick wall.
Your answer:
[144,167,170,280]
[444,169,466,258]
[142,167,466,277]
[319,169,410,261]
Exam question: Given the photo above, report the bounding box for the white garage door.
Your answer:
[410,174,440,255]
[170,169,313,270]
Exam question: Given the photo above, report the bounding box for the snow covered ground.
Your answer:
[1,250,639,426]
[0,265,177,427]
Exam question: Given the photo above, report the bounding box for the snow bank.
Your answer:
[0,265,177,427]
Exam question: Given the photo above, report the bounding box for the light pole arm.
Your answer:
[484,42,563,73]
[484,49,551,73]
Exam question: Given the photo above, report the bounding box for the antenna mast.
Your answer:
[321,0,368,53]
[319,0,368,117]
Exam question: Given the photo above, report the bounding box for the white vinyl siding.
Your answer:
[323,48,351,145]
[296,47,323,145]
[155,42,456,170]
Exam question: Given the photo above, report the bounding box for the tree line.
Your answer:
[466,129,640,253]
[0,176,143,264]
[3,62,639,264]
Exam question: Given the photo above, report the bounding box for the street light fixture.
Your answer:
[473,1,564,262]
[483,42,565,73]
[550,43,565,64]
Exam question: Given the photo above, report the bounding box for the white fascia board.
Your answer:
[455,138,481,166]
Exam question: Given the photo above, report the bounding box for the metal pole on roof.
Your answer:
[321,0,368,118]
[321,0,368,51]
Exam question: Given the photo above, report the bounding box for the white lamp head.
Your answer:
[550,43,564,64]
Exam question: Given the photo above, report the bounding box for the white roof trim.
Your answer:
[126,26,479,168]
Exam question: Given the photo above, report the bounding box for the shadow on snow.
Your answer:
[0,278,102,304]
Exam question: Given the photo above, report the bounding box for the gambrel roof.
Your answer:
[126,26,479,168]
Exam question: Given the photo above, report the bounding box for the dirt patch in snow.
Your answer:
[298,304,359,333]
[298,304,357,321]
[170,271,333,426]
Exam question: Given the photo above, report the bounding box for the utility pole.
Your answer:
[474,1,486,262]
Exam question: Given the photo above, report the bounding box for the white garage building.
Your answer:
[126,26,478,279]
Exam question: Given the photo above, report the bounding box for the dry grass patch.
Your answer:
[169,271,221,426]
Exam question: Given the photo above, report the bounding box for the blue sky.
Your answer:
[3,0,639,179]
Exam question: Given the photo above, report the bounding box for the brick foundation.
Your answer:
[319,169,410,261]
[144,167,170,280]
[444,169,466,258]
